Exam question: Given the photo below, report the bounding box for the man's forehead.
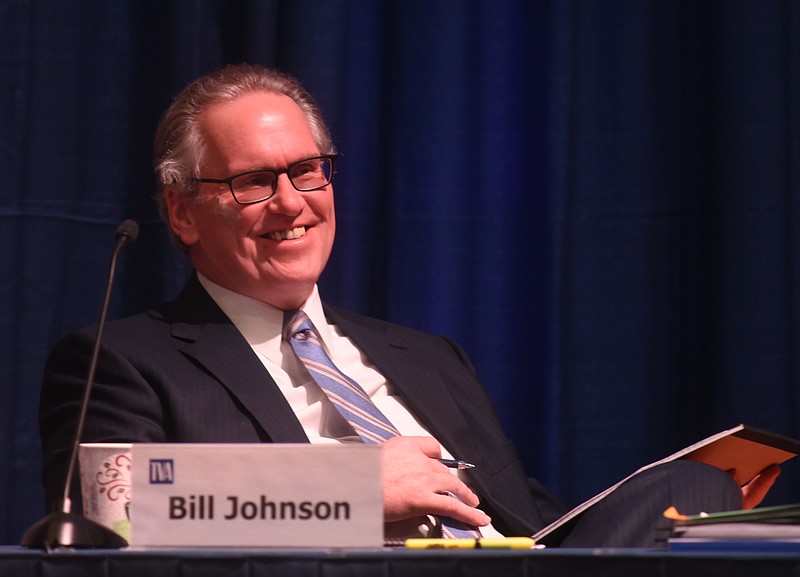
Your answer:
[203,95,314,157]
[202,91,303,126]
[197,91,316,171]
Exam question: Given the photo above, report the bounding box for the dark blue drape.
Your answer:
[2,0,798,544]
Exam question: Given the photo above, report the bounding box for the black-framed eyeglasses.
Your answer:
[197,154,337,205]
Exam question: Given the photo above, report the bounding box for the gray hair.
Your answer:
[153,64,335,238]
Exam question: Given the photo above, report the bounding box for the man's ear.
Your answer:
[164,186,199,247]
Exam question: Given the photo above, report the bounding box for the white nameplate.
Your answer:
[130,444,382,548]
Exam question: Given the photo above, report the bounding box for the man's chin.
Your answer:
[247,278,319,310]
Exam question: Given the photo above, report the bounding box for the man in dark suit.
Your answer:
[39,64,777,547]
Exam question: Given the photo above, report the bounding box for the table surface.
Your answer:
[3,545,800,577]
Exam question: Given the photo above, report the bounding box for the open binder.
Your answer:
[533,424,800,546]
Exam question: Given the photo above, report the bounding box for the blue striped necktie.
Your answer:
[283,310,401,443]
[283,310,479,538]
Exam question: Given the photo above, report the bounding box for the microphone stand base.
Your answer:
[20,512,128,551]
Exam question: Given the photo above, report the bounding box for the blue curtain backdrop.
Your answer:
[1,0,798,543]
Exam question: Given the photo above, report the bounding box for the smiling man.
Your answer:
[38,64,775,547]
[166,90,337,311]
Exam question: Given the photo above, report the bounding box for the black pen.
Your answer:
[438,458,475,470]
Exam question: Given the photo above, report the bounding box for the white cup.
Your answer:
[78,443,132,542]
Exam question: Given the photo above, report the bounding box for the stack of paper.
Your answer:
[667,504,800,552]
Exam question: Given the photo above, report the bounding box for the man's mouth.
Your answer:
[264,226,307,241]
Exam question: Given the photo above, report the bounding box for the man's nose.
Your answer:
[266,174,304,213]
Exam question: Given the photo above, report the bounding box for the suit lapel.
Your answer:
[324,306,481,463]
[167,275,308,443]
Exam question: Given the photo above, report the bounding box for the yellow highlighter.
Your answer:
[405,537,536,550]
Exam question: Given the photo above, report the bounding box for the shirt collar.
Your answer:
[197,273,332,360]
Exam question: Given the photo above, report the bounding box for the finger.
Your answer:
[413,437,443,459]
[433,491,491,527]
[741,464,781,510]
[437,483,480,508]
[385,435,442,460]
[427,467,482,507]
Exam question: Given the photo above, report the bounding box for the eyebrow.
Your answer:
[232,154,323,174]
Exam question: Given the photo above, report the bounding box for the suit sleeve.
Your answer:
[39,327,168,512]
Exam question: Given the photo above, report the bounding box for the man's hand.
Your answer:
[381,436,491,527]
[740,464,781,509]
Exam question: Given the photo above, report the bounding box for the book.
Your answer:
[670,502,800,527]
[666,504,800,551]
[533,424,800,546]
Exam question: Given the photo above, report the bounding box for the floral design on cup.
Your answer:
[96,453,132,509]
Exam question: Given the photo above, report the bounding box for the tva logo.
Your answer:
[149,459,175,484]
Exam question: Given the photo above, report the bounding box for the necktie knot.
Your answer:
[283,310,315,341]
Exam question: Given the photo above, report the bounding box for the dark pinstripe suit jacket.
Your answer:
[39,274,564,536]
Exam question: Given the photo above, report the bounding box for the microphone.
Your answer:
[115,219,139,247]
[21,219,139,550]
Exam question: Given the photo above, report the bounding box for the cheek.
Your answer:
[212,196,242,226]
[316,191,336,230]
[327,209,336,243]
[327,196,336,239]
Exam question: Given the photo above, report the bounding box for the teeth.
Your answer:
[267,226,306,241]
